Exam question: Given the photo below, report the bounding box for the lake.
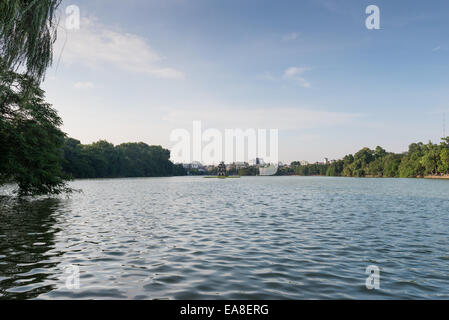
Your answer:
[1,176,449,299]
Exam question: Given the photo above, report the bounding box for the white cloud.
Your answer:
[297,78,311,88]
[283,66,312,88]
[284,66,310,77]
[257,67,312,87]
[74,81,94,89]
[282,32,299,41]
[55,18,184,79]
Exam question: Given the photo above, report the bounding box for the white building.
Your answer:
[259,164,278,176]
[182,161,204,170]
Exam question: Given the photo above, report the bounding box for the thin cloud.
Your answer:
[257,67,312,87]
[284,66,310,77]
[56,17,184,79]
[284,66,312,88]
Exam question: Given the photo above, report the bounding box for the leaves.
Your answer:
[62,139,185,179]
[0,67,70,196]
[0,0,62,80]
[279,139,449,178]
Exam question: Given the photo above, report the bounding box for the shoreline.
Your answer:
[275,175,449,180]
[423,175,449,180]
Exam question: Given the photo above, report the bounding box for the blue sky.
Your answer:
[43,0,449,163]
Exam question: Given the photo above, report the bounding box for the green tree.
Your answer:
[438,148,449,174]
[0,0,61,80]
[383,154,403,177]
[62,138,94,178]
[366,158,384,177]
[420,142,440,175]
[399,143,425,178]
[350,148,374,177]
[83,140,118,178]
[374,146,387,159]
[437,137,449,174]
[0,69,69,195]
[61,139,185,179]
[239,166,259,176]
[326,160,343,176]
[342,154,354,177]
[295,165,309,176]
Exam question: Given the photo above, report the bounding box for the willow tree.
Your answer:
[1,0,68,196]
[0,0,61,80]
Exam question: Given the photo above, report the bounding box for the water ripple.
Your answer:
[1,177,449,299]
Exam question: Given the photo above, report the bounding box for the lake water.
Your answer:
[1,176,449,299]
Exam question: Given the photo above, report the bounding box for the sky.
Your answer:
[42,0,449,164]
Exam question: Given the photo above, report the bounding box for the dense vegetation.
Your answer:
[0,0,61,81]
[0,68,69,196]
[62,138,186,179]
[277,139,449,178]
[277,162,329,176]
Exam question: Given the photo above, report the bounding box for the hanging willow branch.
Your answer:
[0,0,62,81]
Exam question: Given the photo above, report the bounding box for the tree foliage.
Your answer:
[0,0,61,80]
[279,140,449,179]
[62,139,186,179]
[0,68,69,196]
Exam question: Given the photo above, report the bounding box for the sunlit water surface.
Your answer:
[1,176,449,299]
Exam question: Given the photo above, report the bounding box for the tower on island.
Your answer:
[217,162,226,177]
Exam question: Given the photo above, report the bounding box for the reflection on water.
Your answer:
[0,198,63,299]
[1,177,449,299]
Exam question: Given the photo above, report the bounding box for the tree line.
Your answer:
[276,139,449,178]
[63,138,186,179]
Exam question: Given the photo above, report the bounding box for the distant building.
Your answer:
[182,161,204,170]
[259,164,278,176]
[191,161,202,169]
[234,162,248,169]
[300,160,309,166]
[249,158,265,166]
